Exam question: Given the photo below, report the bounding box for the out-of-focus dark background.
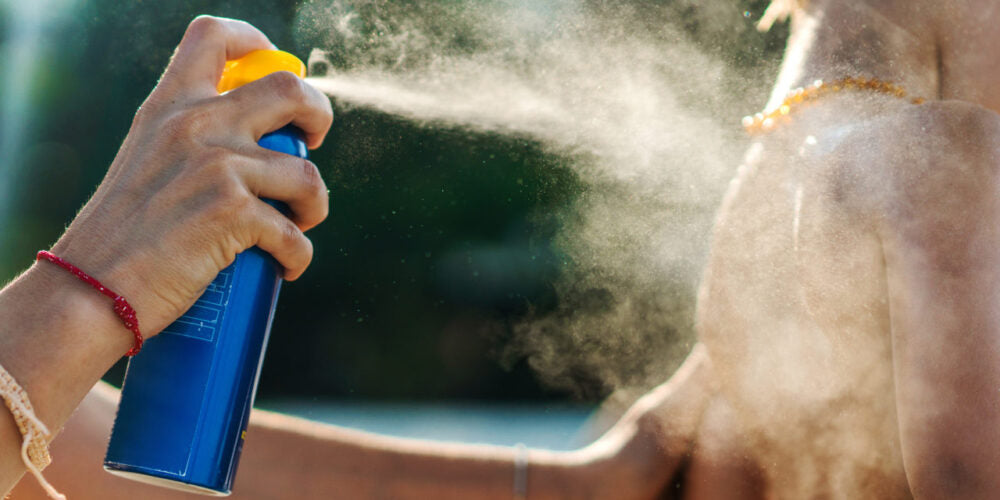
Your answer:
[0,0,786,410]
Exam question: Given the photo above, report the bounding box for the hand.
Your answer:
[48,16,333,337]
[593,345,717,498]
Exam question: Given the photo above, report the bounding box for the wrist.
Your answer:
[36,251,144,355]
[50,230,150,330]
[51,226,192,338]
[0,262,133,425]
[27,261,136,353]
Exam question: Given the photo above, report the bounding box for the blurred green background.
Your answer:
[0,0,786,406]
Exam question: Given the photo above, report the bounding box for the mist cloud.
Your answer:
[296,0,774,396]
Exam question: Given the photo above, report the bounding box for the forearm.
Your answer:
[12,346,712,499]
[233,347,716,500]
[0,263,134,492]
[5,270,600,499]
[238,410,615,500]
[13,384,645,500]
[237,348,715,500]
[15,391,694,500]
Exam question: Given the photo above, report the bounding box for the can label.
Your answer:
[161,264,234,342]
[106,126,304,495]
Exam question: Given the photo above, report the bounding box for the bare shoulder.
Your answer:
[885,100,1000,165]
[833,101,1000,259]
[832,101,1000,221]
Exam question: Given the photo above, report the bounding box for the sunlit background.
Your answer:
[0,0,786,449]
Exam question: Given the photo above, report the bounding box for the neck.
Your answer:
[766,1,939,111]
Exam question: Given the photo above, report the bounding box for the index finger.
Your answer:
[222,71,334,150]
[161,16,275,96]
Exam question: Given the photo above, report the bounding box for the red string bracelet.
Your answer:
[36,251,144,356]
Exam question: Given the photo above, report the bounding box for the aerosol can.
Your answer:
[104,50,310,496]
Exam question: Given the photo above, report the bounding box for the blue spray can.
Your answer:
[104,50,310,496]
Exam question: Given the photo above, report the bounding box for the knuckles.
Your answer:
[265,71,308,106]
[263,216,313,280]
[184,16,227,44]
[196,147,238,183]
[205,183,251,229]
[103,15,331,290]
[318,91,335,127]
[187,147,250,221]
[280,218,305,249]
[158,105,218,145]
[298,159,329,225]
[281,221,313,277]
[210,182,249,221]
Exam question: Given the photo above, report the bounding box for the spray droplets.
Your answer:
[297,0,774,396]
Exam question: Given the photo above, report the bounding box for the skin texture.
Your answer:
[9,0,1000,497]
[0,15,332,496]
[2,15,714,500]
[696,0,1000,497]
[53,16,333,334]
[11,351,714,499]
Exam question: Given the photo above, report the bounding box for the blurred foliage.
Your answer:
[0,0,787,402]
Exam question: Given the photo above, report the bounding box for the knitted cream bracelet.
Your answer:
[0,363,64,499]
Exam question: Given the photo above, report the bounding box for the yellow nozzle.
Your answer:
[217,49,307,94]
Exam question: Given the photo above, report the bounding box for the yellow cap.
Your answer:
[217,49,307,93]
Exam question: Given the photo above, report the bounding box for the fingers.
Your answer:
[220,71,335,149]
[155,16,333,149]
[244,200,314,281]
[235,149,329,231]
[151,16,330,282]
[163,16,275,95]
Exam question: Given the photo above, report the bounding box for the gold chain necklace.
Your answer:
[743,77,926,134]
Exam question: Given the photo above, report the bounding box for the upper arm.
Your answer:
[879,102,1000,497]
